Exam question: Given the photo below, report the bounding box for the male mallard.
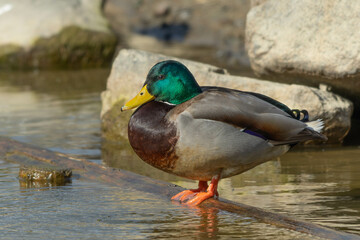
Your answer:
[121,60,327,206]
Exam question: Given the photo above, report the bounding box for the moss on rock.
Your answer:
[0,44,23,68]
[0,26,117,69]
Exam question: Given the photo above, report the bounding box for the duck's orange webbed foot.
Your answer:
[171,176,220,206]
[171,181,208,202]
[186,176,219,206]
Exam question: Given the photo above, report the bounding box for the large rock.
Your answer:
[101,49,353,144]
[246,0,360,116]
[0,0,116,69]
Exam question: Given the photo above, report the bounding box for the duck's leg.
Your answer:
[186,175,220,206]
[171,181,208,202]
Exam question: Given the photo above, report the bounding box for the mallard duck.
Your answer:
[121,60,327,206]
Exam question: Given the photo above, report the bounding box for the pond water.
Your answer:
[0,160,323,240]
[0,69,359,239]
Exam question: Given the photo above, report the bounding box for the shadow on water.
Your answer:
[344,118,360,146]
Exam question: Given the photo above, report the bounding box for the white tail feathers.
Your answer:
[306,119,325,133]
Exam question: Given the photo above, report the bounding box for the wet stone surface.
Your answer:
[19,166,72,184]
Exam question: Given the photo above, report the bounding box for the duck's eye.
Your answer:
[157,74,165,80]
[140,92,144,96]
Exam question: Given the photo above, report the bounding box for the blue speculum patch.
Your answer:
[243,129,267,140]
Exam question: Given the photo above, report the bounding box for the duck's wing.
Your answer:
[174,87,326,145]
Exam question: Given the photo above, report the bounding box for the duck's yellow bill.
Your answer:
[121,85,155,111]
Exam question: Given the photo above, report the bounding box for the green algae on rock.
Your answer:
[0,26,116,69]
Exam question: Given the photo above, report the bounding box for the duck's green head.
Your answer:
[121,60,202,111]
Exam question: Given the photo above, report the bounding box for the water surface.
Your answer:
[1,160,321,239]
[0,69,359,238]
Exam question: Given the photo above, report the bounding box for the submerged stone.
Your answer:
[19,166,72,186]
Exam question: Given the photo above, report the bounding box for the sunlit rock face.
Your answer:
[0,0,116,69]
[101,49,353,144]
[246,0,360,117]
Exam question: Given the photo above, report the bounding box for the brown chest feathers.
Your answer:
[128,101,178,172]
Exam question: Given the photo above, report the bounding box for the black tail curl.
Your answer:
[292,109,309,122]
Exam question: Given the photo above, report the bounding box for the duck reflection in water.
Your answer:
[171,201,220,239]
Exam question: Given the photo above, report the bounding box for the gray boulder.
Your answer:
[101,49,353,144]
[0,0,116,69]
[246,0,360,116]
